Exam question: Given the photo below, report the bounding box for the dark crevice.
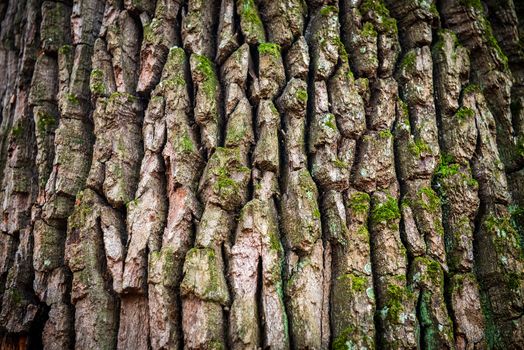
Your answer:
[220,241,232,350]
[416,289,427,349]
[366,196,383,350]
[27,301,48,350]
[255,256,265,347]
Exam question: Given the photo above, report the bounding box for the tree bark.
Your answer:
[0,0,523,349]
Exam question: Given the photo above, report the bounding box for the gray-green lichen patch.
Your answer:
[410,256,455,349]
[40,1,71,53]
[257,0,306,47]
[253,100,280,173]
[310,5,341,80]
[89,69,106,96]
[199,147,251,212]
[224,97,254,151]
[353,130,396,192]
[236,0,266,44]
[190,53,221,153]
[180,247,230,305]
[65,189,120,349]
[281,169,322,253]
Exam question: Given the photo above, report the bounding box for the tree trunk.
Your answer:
[0,0,523,349]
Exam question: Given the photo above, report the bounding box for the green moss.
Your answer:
[226,120,247,145]
[361,22,377,37]
[313,207,321,219]
[483,15,509,69]
[484,215,513,236]
[426,258,442,282]
[380,282,413,323]
[109,91,137,103]
[178,132,195,153]
[479,289,502,349]
[159,247,176,283]
[320,5,338,16]
[162,77,186,89]
[416,187,441,214]
[151,95,164,104]
[125,198,139,209]
[298,169,319,205]
[208,341,225,350]
[66,93,80,105]
[75,190,84,203]
[507,272,520,291]
[398,97,409,118]
[429,3,439,17]
[36,112,57,133]
[435,154,459,178]
[211,148,250,198]
[383,18,397,35]
[90,69,106,95]
[91,69,103,80]
[454,106,474,121]
[437,29,459,51]
[408,138,431,157]
[296,88,308,103]
[167,47,186,65]
[323,113,337,130]
[379,129,392,139]
[332,325,356,350]
[371,195,400,227]
[484,212,522,260]
[360,0,397,34]
[194,54,218,100]
[435,162,459,183]
[143,18,161,43]
[357,225,369,237]
[161,48,186,87]
[348,192,371,214]
[466,176,478,187]
[485,21,510,70]
[10,124,24,138]
[268,229,283,252]
[333,158,348,169]
[269,102,278,115]
[333,36,348,62]
[9,289,23,305]
[68,194,94,230]
[216,169,237,192]
[509,204,524,239]
[459,0,483,9]
[463,83,481,95]
[258,42,281,58]
[58,44,72,55]
[400,50,416,71]
[435,155,478,192]
[419,290,434,334]
[239,0,265,42]
[338,273,367,292]
[347,68,355,81]
[143,22,153,42]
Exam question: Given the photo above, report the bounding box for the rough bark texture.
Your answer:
[0,0,523,349]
